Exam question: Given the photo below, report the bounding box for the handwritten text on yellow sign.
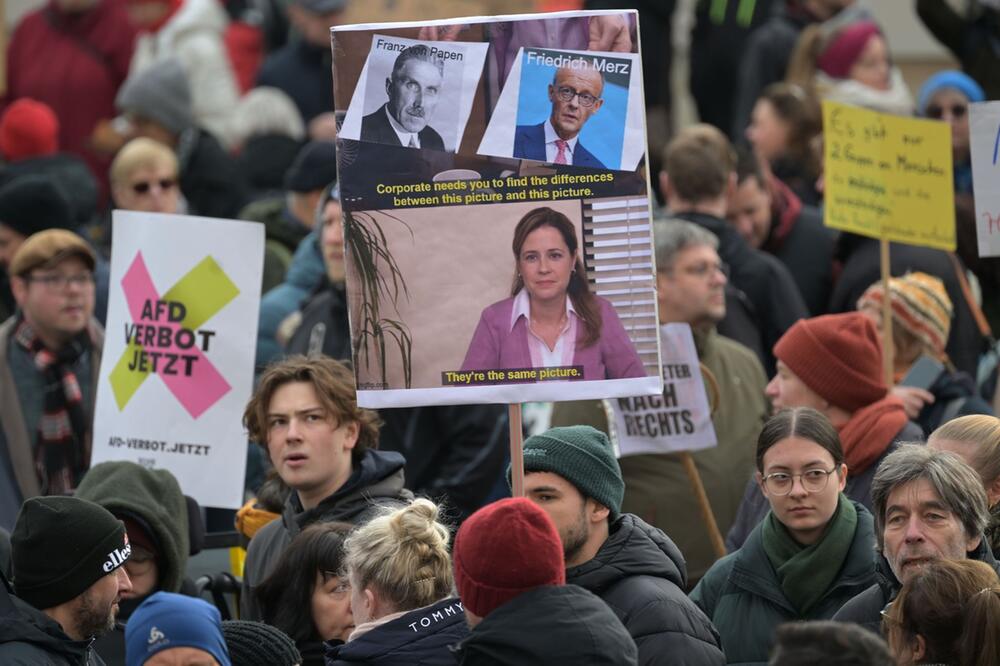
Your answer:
[823,101,955,250]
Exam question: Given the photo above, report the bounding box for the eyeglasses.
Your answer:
[25,273,95,290]
[762,468,838,495]
[926,103,967,120]
[555,86,600,108]
[131,178,176,195]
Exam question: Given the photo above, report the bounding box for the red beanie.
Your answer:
[774,312,887,412]
[0,99,59,162]
[817,21,882,80]
[453,498,565,618]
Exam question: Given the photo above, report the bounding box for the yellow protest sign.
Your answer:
[823,101,955,250]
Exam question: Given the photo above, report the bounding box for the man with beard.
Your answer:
[833,445,998,633]
[519,425,725,664]
[0,496,133,664]
[361,45,446,151]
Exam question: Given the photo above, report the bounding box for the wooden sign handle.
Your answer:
[880,238,894,388]
[509,403,524,497]
[680,452,726,559]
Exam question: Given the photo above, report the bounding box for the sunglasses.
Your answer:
[926,104,967,120]
[131,178,176,195]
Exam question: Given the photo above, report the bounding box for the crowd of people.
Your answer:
[0,0,999,664]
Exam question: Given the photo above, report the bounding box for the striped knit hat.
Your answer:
[857,272,953,356]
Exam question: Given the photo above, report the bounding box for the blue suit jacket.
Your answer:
[513,122,606,169]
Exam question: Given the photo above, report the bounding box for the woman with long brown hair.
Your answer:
[884,558,1000,666]
[461,206,644,381]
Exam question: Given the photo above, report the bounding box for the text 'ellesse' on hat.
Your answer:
[11,496,129,610]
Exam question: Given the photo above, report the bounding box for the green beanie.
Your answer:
[512,426,624,519]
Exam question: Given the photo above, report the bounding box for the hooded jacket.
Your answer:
[75,461,189,593]
[75,461,192,665]
[241,449,413,620]
[692,502,877,665]
[453,585,638,666]
[833,533,1000,634]
[567,514,725,665]
[0,584,106,665]
[326,597,468,666]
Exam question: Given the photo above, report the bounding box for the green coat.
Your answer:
[690,503,877,665]
[551,327,768,583]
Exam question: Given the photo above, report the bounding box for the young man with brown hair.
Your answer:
[240,355,411,620]
[660,124,808,373]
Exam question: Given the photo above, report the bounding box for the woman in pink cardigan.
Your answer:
[461,206,645,382]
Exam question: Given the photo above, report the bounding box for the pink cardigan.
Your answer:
[460,295,646,381]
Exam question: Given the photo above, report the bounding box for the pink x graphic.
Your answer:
[119,253,231,418]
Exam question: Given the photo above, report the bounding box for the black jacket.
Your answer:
[567,514,725,665]
[326,597,467,665]
[829,236,985,378]
[833,535,1000,634]
[916,370,995,437]
[241,449,413,620]
[287,284,509,522]
[0,583,106,665]
[764,203,835,315]
[453,585,638,666]
[675,211,808,374]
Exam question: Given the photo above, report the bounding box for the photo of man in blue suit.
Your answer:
[513,64,606,168]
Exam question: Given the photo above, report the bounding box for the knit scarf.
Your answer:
[14,317,89,494]
[762,494,858,615]
[837,396,908,474]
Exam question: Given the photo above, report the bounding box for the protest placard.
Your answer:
[822,100,955,251]
[606,323,716,457]
[332,10,663,409]
[91,212,264,509]
[969,101,1000,258]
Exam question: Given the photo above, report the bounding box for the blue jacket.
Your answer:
[255,229,325,370]
[513,122,605,168]
[326,597,468,666]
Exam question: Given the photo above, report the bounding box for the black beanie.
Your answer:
[222,620,301,666]
[12,496,130,609]
[0,175,74,237]
[283,140,337,192]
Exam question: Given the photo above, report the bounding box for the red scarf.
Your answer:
[763,174,803,253]
[837,396,909,474]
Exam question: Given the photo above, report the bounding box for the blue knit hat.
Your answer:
[510,425,624,519]
[917,70,985,116]
[125,592,231,666]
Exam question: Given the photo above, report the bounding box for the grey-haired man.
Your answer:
[833,444,997,633]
